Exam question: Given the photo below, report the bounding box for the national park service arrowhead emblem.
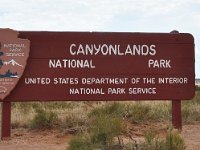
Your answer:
[0,29,30,100]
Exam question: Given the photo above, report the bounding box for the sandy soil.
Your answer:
[0,129,71,150]
[182,125,200,150]
[0,124,200,150]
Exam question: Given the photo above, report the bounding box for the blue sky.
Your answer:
[0,0,199,77]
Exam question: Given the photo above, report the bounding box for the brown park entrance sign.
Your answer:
[2,29,195,101]
[0,28,195,139]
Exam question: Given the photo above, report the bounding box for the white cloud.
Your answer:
[0,0,192,30]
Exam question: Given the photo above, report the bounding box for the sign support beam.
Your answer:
[172,100,182,130]
[1,101,11,140]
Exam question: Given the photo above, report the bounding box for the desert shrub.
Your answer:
[89,102,170,123]
[125,102,171,123]
[68,135,94,150]
[149,102,171,122]
[64,114,86,128]
[165,130,186,150]
[182,102,200,123]
[90,115,124,149]
[60,113,88,134]
[68,103,125,150]
[89,102,126,118]
[126,103,151,123]
[29,108,58,129]
[89,102,125,148]
[43,102,78,110]
[179,90,200,123]
[139,129,163,150]
[133,129,186,150]
[68,116,124,150]
[12,102,33,114]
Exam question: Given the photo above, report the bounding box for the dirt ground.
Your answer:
[0,124,200,150]
[182,125,200,150]
[0,129,71,150]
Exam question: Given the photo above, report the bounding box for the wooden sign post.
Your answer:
[172,100,182,129]
[0,29,195,139]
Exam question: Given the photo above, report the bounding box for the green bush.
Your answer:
[182,103,200,123]
[89,102,125,148]
[181,91,200,123]
[59,113,88,134]
[12,102,33,114]
[68,116,124,150]
[91,115,124,148]
[29,108,58,129]
[126,102,171,123]
[68,103,125,150]
[165,130,186,150]
[126,103,151,123]
[43,102,78,110]
[64,115,86,128]
[135,129,186,150]
[68,135,94,150]
[89,102,126,118]
[149,103,171,122]
[117,128,186,150]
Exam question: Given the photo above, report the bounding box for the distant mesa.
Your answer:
[0,69,19,78]
[4,59,23,67]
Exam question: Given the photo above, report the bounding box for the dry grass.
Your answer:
[0,90,199,130]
